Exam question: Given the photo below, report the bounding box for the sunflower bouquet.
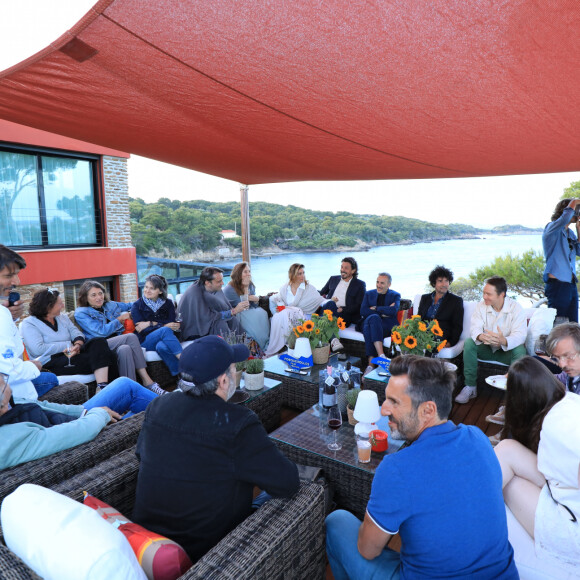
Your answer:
[390,315,447,355]
[288,309,346,350]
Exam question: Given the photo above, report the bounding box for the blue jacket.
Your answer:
[360,289,401,320]
[543,206,580,283]
[74,301,133,340]
[0,400,109,469]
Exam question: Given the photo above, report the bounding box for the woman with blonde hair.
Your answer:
[265,263,325,356]
[223,262,269,350]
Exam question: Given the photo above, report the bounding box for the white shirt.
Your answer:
[0,305,40,401]
[332,279,351,308]
[285,282,305,305]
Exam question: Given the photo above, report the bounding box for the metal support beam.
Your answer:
[240,184,251,264]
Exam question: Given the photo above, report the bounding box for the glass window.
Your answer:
[42,156,97,245]
[0,148,101,249]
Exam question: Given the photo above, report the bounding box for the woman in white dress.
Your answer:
[265,263,326,357]
[494,356,580,572]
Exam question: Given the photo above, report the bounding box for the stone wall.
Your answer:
[103,156,131,249]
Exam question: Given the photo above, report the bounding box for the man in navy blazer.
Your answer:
[319,257,366,327]
[358,273,401,368]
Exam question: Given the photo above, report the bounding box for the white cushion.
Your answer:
[144,340,194,363]
[57,374,95,385]
[339,324,364,341]
[1,484,146,580]
[525,308,557,356]
[505,505,579,580]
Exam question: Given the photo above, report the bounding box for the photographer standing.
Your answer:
[543,198,580,322]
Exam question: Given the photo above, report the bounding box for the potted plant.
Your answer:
[290,310,346,365]
[390,315,447,356]
[345,387,361,426]
[244,358,265,391]
[235,360,247,387]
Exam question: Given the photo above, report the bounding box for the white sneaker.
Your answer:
[485,405,505,425]
[149,382,168,396]
[455,386,477,404]
[330,338,344,352]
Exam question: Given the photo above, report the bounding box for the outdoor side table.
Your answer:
[270,406,403,519]
[239,377,283,433]
[264,353,361,411]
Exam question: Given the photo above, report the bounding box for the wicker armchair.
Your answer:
[0,447,327,580]
[0,412,144,507]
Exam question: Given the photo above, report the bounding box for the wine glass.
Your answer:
[327,405,342,451]
[63,341,75,367]
[175,311,183,323]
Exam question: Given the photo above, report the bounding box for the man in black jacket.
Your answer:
[417,265,464,348]
[319,257,366,328]
[133,336,299,563]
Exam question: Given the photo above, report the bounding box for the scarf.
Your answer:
[143,296,165,312]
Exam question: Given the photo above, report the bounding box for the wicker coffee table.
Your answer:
[270,406,403,519]
[264,353,361,411]
[362,368,390,404]
[238,377,283,432]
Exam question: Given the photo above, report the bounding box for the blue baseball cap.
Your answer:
[178,335,249,384]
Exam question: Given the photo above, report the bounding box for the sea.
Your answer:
[248,234,543,303]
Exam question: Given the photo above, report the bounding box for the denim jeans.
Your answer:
[83,376,157,418]
[141,326,182,376]
[362,314,396,357]
[31,371,59,397]
[545,278,579,322]
[326,510,400,580]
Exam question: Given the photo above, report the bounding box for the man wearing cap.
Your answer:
[133,335,300,563]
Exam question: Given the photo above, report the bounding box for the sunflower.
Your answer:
[411,314,421,319]
[418,321,427,332]
[323,309,333,316]
[326,313,333,321]
[315,328,321,334]
[337,317,346,330]
[391,330,402,344]
[437,340,448,352]
[431,324,443,337]
[293,329,299,338]
[303,320,315,332]
[296,325,304,334]
[311,313,319,318]
[404,335,418,349]
[426,344,432,350]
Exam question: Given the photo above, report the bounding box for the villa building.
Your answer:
[0,120,137,311]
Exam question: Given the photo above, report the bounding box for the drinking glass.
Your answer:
[240,294,249,303]
[175,311,183,323]
[327,406,342,451]
[63,341,74,367]
[534,335,547,356]
[0,372,9,401]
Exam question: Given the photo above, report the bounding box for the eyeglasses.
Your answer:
[552,351,580,364]
[546,480,577,523]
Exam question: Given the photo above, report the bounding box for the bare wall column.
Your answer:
[240,184,251,265]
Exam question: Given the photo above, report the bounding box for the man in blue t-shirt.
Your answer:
[326,355,519,579]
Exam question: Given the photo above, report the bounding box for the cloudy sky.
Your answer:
[2,0,580,229]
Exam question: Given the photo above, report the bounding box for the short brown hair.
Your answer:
[77,280,109,307]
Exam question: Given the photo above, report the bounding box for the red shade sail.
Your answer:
[1,0,579,185]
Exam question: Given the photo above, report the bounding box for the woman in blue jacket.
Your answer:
[74,281,165,395]
[131,275,182,376]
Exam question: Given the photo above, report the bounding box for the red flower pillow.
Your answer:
[83,493,192,580]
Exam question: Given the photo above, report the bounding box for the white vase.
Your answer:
[244,371,264,391]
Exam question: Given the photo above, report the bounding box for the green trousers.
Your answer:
[463,338,527,387]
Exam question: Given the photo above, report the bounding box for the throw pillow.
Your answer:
[1,484,146,580]
[525,308,557,356]
[83,493,192,580]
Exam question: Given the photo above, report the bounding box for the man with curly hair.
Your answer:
[418,265,464,348]
[358,273,400,370]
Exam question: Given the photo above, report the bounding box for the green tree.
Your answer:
[561,181,580,200]
[453,249,545,303]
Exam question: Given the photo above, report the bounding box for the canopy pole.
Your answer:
[240,184,251,265]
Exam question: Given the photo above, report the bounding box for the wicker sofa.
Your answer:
[0,412,144,507]
[1,447,327,580]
